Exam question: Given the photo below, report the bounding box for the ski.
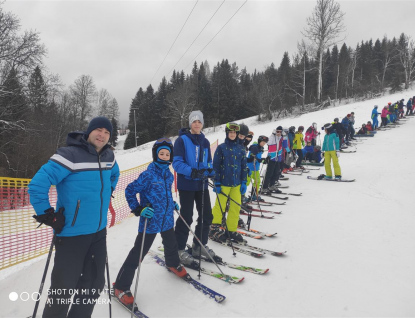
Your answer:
[301,162,324,166]
[244,200,273,206]
[247,200,286,206]
[186,245,269,275]
[237,229,263,239]
[284,170,303,175]
[307,176,355,182]
[239,227,278,237]
[232,241,287,257]
[261,193,289,200]
[210,237,264,258]
[298,166,320,170]
[110,288,149,318]
[152,249,244,284]
[148,251,226,303]
[240,211,275,219]
[245,204,282,214]
[279,191,302,196]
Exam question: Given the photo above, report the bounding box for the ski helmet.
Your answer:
[289,126,295,133]
[312,122,317,129]
[314,145,321,151]
[152,137,173,164]
[239,123,249,136]
[258,135,269,144]
[298,126,304,131]
[246,131,254,139]
[334,117,339,122]
[225,122,240,133]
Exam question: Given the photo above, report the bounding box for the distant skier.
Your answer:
[304,122,319,146]
[321,123,341,180]
[371,105,380,130]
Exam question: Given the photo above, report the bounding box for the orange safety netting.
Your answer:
[0,140,218,271]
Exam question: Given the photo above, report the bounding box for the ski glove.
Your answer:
[190,168,209,180]
[207,168,216,179]
[213,183,222,194]
[132,205,154,218]
[336,151,340,158]
[33,207,65,234]
[174,201,180,211]
[240,182,247,195]
[263,156,271,164]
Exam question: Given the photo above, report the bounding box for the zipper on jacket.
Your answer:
[71,200,81,226]
[160,170,169,232]
[97,154,104,232]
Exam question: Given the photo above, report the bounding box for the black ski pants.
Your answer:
[295,149,304,167]
[175,189,212,250]
[114,227,180,291]
[263,160,280,189]
[43,229,107,318]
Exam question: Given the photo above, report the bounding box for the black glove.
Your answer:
[33,207,65,234]
[190,168,208,179]
[263,156,271,164]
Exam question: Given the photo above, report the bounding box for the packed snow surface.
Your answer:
[2,91,415,317]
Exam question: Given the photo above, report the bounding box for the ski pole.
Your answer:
[32,233,55,318]
[197,174,207,280]
[208,182,261,217]
[253,159,264,219]
[131,217,148,318]
[105,254,112,318]
[173,209,234,284]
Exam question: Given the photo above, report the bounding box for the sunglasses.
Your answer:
[276,130,282,133]
[226,122,240,132]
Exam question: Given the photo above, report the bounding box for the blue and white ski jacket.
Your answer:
[125,162,175,234]
[28,132,120,237]
[213,138,247,187]
[173,128,212,191]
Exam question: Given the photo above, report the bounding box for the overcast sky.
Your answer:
[4,0,415,124]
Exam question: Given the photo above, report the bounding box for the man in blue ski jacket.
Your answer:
[29,116,119,318]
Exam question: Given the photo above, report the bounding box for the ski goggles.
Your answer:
[276,130,282,133]
[155,137,172,145]
[226,122,240,132]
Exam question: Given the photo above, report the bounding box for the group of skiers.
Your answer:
[28,97,413,317]
[371,97,415,129]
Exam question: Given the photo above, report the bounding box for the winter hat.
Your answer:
[86,116,112,138]
[374,105,378,108]
[239,123,249,136]
[323,123,332,130]
[189,110,204,127]
[276,126,283,131]
[334,117,339,122]
[152,138,173,164]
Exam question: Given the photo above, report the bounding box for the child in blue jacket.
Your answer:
[209,122,248,243]
[113,138,187,306]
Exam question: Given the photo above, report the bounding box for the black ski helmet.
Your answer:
[289,126,295,133]
[298,126,304,131]
[258,135,269,144]
[152,137,173,164]
[239,123,249,136]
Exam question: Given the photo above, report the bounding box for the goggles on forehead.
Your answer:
[226,122,240,132]
[155,137,172,144]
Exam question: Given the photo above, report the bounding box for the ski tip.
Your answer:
[215,295,226,303]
